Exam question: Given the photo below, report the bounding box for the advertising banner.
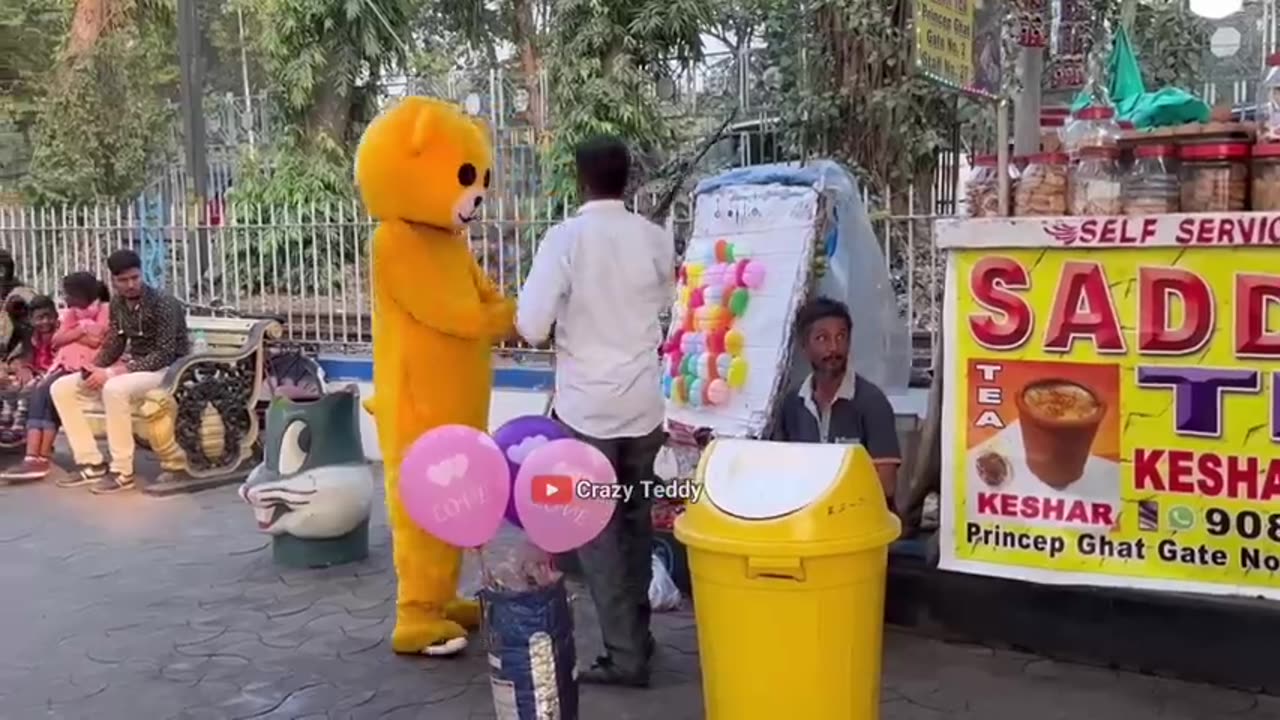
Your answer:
[914,0,1003,98]
[937,214,1280,599]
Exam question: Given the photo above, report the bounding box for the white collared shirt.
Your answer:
[798,369,858,442]
[516,200,675,439]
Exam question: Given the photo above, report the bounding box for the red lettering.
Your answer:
[1134,448,1165,490]
[1175,218,1195,244]
[1136,267,1213,354]
[1270,217,1280,244]
[974,492,1113,527]
[1225,455,1257,499]
[1197,452,1224,497]
[969,257,1033,350]
[1141,217,1158,244]
[1099,219,1117,243]
[1167,450,1195,493]
[1196,220,1214,245]
[1236,273,1280,357]
[1043,261,1125,353]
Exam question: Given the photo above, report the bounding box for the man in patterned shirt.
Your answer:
[52,249,189,494]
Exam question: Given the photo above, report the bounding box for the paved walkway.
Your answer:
[2,469,1278,719]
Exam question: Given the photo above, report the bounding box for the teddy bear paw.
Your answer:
[444,598,481,630]
[391,615,469,656]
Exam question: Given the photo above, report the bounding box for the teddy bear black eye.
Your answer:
[458,163,478,187]
[483,169,491,189]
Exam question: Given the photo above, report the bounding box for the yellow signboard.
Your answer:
[938,215,1280,599]
[914,0,1001,97]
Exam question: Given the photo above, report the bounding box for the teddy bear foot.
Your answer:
[444,598,481,630]
[391,614,469,656]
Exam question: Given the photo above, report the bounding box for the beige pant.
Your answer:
[51,371,165,476]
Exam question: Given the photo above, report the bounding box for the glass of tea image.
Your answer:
[1014,379,1106,490]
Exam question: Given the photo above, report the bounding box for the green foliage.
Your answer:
[757,0,956,192]
[242,0,417,146]
[1127,1,1209,92]
[542,0,713,202]
[22,19,177,204]
[0,0,71,184]
[224,135,358,294]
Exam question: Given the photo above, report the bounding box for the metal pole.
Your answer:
[997,98,1011,215]
[177,0,210,297]
[1013,47,1044,155]
[237,7,256,155]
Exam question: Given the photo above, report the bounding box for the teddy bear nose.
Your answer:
[473,196,483,209]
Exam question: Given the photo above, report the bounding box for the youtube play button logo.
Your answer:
[532,475,573,505]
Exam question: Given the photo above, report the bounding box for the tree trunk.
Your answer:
[511,0,544,134]
[64,0,120,63]
[306,75,353,147]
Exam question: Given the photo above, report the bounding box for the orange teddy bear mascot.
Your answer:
[355,97,515,655]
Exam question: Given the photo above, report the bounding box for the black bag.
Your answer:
[480,577,579,720]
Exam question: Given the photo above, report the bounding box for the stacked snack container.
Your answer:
[1123,144,1180,215]
[1069,146,1123,216]
[1180,143,1250,212]
[1014,153,1069,216]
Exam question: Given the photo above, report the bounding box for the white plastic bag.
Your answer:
[649,554,682,612]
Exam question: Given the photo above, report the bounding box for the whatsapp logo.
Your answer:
[1168,506,1196,531]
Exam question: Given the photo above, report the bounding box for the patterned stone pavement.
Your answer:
[2,468,1279,720]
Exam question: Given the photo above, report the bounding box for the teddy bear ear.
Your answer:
[409,106,436,156]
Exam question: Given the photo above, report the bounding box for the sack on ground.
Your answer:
[649,553,682,611]
[481,577,578,720]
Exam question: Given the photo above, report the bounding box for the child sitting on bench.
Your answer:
[4,274,110,480]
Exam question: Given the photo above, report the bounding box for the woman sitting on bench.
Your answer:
[4,274,110,481]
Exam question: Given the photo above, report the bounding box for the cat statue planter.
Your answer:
[240,386,375,568]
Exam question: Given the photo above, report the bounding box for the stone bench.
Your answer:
[78,315,284,495]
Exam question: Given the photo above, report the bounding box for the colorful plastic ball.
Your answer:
[728,288,750,317]
[742,261,766,289]
[716,353,733,378]
[702,263,723,289]
[712,239,729,263]
[672,376,687,405]
[686,263,705,288]
[678,265,688,285]
[662,375,673,398]
[699,305,727,332]
[667,351,683,377]
[681,354,697,377]
[706,378,730,405]
[678,285,691,308]
[704,285,724,308]
[688,379,705,407]
[732,242,750,260]
[681,311,695,332]
[680,332,696,355]
[706,329,727,354]
[668,329,686,352]
[727,358,748,389]
[721,267,739,291]
[689,286,706,310]
[699,352,715,379]
[725,328,745,356]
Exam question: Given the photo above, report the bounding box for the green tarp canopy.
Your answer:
[1070,26,1210,129]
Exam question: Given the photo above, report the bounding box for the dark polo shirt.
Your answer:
[772,371,901,462]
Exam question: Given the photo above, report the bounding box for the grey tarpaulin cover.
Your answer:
[694,160,910,394]
[481,578,578,719]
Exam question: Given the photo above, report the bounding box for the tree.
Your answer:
[20,0,177,203]
[0,0,71,186]
[244,0,418,148]
[542,0,713,200]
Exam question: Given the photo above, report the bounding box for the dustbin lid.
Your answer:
[703,440,847,519]
[676,439,901,557]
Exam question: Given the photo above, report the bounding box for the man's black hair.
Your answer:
[0,249,14,281]
[106,248,142,276]
[63,271,108,305]
[574,135,631,198]
[795,296,853,337]
[28,295,56,314]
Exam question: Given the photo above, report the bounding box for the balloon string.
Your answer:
[476,545,491,587]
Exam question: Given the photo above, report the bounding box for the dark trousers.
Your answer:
[555,414,665,674]
[27,369,69,430]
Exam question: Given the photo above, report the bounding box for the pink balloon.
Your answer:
[742,261,766,289]
[703,264,723,289]
[690,287,706,310]
[399,425,511,548]
[514,439,618,553]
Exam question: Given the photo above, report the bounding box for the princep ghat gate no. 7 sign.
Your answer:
[936,214,1280,599]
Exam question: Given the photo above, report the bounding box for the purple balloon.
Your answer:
[492,415,573,528]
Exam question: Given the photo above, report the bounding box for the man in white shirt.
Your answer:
[516,135,673,688]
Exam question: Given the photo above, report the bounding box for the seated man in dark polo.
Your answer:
[772,297,902,504]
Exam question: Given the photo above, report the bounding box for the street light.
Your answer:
[1190,0,1242,20]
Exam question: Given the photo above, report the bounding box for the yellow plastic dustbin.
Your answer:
[674,438,901,720]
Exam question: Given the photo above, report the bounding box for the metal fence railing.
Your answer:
[0,185,947,369]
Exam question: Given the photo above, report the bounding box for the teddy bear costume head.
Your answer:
[355,96,493,230]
